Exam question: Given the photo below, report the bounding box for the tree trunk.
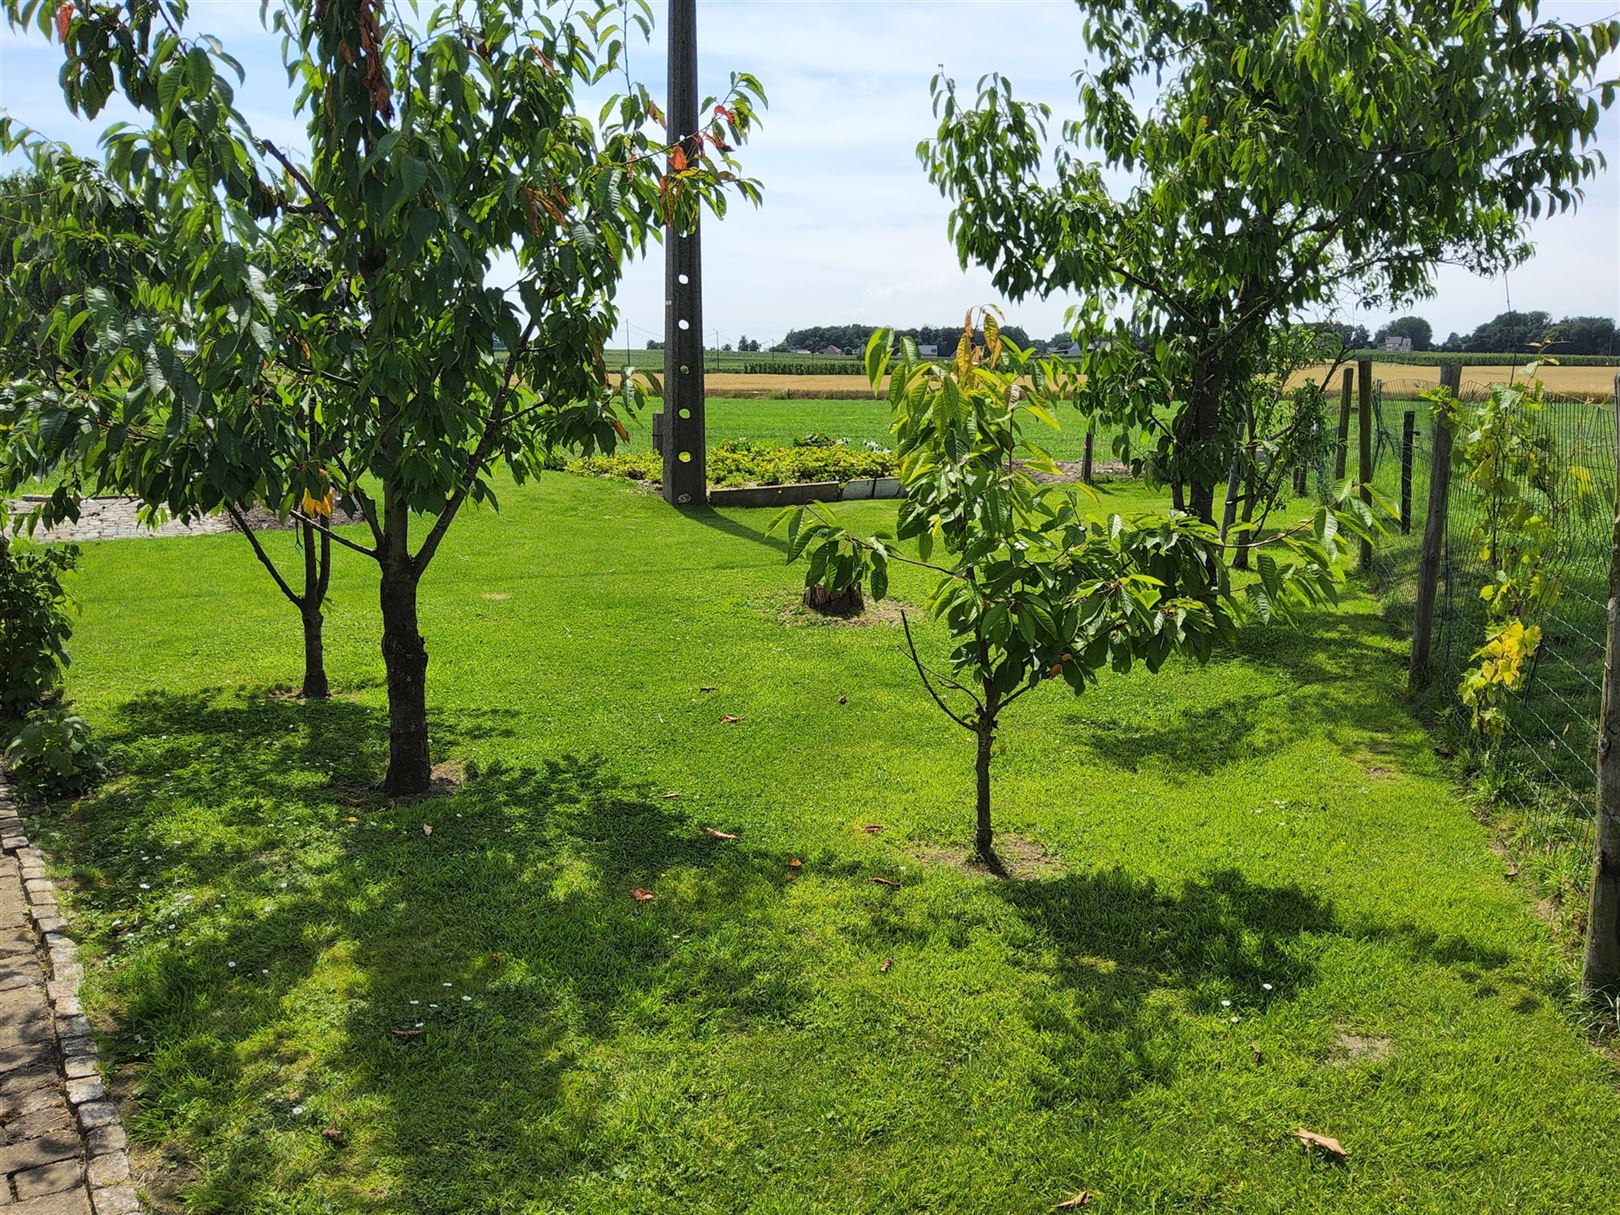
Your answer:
[379,491,431,796]
[1232,475,1259,572]
[299,519,330,699]
[301,607,330,700]
[1582,503,1620,993]
[803,582,864,618]
[1171,480,1185,512]
[1081,426,1095,484]
[974,720,994,860]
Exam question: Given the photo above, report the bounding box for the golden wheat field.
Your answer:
[647,362,1619,402]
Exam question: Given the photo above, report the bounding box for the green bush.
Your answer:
[567,441,896,489]
[0,535,77,716]
[4,707,106,799]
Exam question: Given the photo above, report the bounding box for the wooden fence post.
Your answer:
[1408,363,1461,691]
[1580,375,1620,993]
[1334,368,1353,480]
[1400,410,1415,535]
[1358,359,1373,569]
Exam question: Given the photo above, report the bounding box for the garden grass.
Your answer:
[22,471,1620,1213]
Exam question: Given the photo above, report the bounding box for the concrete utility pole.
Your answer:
[656,0,706,506]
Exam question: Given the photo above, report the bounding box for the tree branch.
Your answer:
[900,611,978,730]
[412,315,539,574]
[223,503,302,606]
[261,141,343,236]
[289,508,379,559]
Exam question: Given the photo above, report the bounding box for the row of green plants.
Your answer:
[568,436,896,488]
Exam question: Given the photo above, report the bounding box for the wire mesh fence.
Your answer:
[1367,368,1620,923]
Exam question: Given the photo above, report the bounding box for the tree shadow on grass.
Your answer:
[1063,607,1432,779]
[32,688,845,1212]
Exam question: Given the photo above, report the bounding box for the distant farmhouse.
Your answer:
[820,345,844,356]
[916,343,939,357]
[1382,335,1413,352]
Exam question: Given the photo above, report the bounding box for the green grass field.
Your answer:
[625,397,1111,465]
[22,467,1620,1214]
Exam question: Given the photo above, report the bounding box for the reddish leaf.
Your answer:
[1296,1128,1348,1160]
[703,827,738,840]
[671,145,689,173]
[54,2,72,42]
[869,877,900,888]
[788,858,802,869]
[610,417,630,442]
[320,1124,345,1146]
[630,888,656,902]
[1054,1194,1095,1211]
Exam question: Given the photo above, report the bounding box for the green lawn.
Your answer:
[624,396,1108,464]
[23,471,1620,1213]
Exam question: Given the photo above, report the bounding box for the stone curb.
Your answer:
[0,771,142,1214]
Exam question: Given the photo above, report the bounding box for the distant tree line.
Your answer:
[775,323,1033,353]
[1297,312,1617,356]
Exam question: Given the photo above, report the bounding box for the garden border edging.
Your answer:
[0,768,142,1213]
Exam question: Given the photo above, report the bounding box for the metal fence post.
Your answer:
[1358,360,1374,569]
[1401,410,1415,535]
[1408,363,1462,691]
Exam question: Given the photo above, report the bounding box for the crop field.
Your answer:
[617,362,1619,402]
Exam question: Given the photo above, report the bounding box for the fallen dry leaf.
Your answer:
[860,824,885,834]
[879,957,893,974]
[421,824,433,836]
[838,695,848,705]
[344,816,358,823]
[386,1028,424,1040]
[870,876,900,888]
[700,685,716,692]
[1054,1194,1095,1210]
[1250,1040,1263,1065]
[788,858,802,868]
[491,952,504,962]
[703,827,739,840]
[720,715,744,724]
[663,792,681,799]
[1296,1128,1348,1160]
[320,1124,345,1146]
[631,888,656,902]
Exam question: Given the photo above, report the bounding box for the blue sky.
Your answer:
[3,0,1616,350]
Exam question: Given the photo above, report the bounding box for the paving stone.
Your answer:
[11,1187,93,1214]
[0,1041,55,1075]
[55,1018,91,1044]
[52,997,83,1019]
[64,1080,104,1107]
[81,1127,122,1157]
[31,918,66,937]
[73,1103,116,1130]
[9,1101,75,1142]
[89,1184,136,1215]
[15,1158,85,1199]
[84,1153,127,1188]
[0,1131,81,1175]
[61,1059,96,1082]
[18,1088,70,1119]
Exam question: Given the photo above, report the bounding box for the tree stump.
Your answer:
[803,583,864,618]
